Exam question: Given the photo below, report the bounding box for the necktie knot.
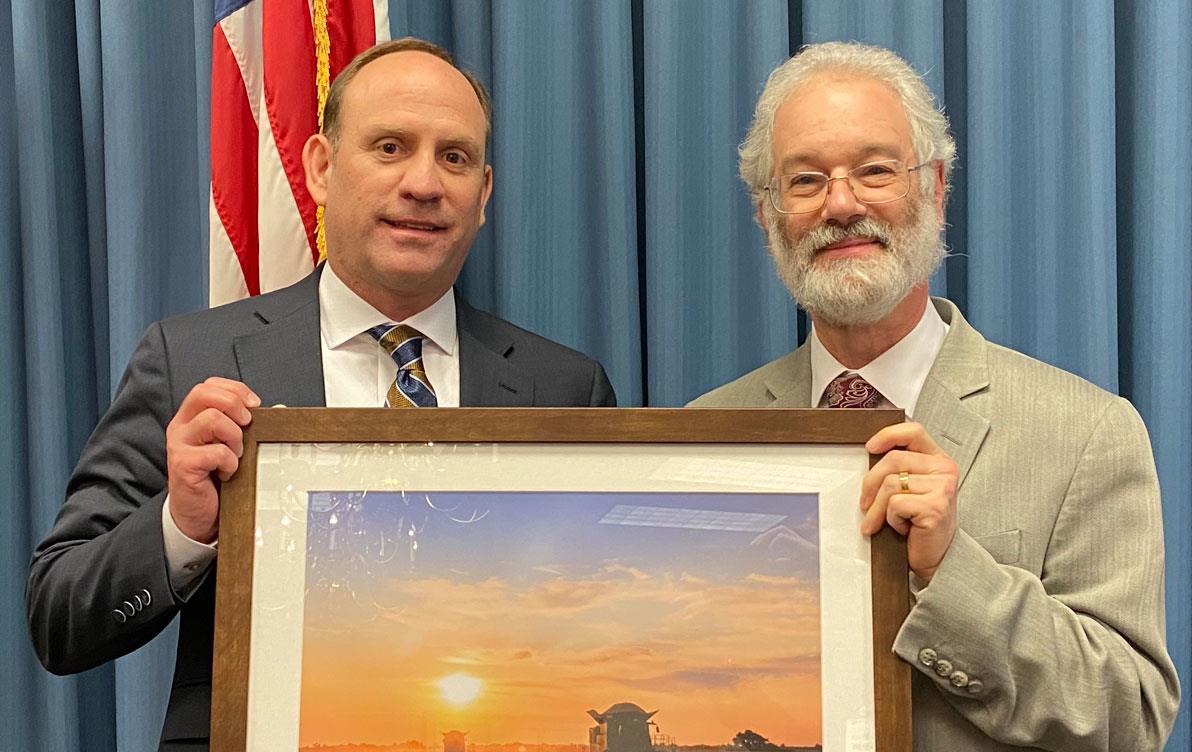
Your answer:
[368,324,425,367]
[367,324,437,407]
[823,372,883,409]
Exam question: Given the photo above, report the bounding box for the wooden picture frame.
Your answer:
[212,407,910,752]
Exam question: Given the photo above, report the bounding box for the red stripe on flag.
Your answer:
[327,0,378,79]
[210,22,260,296]
[262,0,319,263]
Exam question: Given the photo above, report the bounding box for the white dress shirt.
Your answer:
[809,301,949,419]
[318,262,460,408]
[162,264,462,596]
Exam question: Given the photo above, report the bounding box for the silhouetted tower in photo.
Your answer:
[443,730,468,752]
[587,702,658,752]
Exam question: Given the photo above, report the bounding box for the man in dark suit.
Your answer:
[26,38,614,749]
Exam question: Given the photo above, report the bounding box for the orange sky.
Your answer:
[298,567,821,748]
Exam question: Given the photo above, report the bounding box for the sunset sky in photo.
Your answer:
[298,491,822,749]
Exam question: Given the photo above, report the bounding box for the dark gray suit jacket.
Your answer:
[26,269,615,749]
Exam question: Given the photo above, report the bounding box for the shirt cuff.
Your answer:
[161,494,218,601]
[909,571,929,600]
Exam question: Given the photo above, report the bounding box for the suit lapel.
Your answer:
[766,345,814,407]
[232,272,326,407]
[914,299,991,490]
[762,301,991,490]
[456,296,534,407]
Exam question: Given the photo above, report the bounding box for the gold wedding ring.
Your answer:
[899,471,911,493]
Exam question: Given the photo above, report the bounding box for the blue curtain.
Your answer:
[1,1,210,749]
[2,1,1188,750]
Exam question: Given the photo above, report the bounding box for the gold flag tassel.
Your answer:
[314,0,331,263]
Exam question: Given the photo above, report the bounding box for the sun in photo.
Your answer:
[438,672,483,707]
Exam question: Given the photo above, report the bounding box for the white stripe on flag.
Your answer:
[218,3,264,126]
[256,119,315,293]
[208,188,250,306]
[210,1,264,307]
[373,0,390,42]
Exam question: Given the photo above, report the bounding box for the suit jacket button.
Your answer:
[133,593,144,611]
[934,659,953,676]
[967,679,984,695]
[949,670,969,688]
[113,609,127,624]
[122,600,136,617]
[141,588,152,606]
[918,648,937,667]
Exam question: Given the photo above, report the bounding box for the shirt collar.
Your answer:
[809,300,949,418]
[319,263,457,354]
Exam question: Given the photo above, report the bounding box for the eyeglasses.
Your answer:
[765,159,931,214]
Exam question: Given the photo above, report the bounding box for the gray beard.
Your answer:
[765,194,946,327]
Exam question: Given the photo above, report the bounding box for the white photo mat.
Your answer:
[243,442,875,752]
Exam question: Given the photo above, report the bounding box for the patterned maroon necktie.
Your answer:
[823,372,883,408]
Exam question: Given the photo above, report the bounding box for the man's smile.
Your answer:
[816,235,884,259]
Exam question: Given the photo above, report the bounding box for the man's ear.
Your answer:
[302,133,332,207]
[932,160,946,219]
[756,200,769,231]
[478,164,494,227]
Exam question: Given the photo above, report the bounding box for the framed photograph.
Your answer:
[212,408,910,752]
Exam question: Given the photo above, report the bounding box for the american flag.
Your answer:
[209,0,389,305]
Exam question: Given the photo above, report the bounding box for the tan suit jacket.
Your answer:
[692,298,1179,751]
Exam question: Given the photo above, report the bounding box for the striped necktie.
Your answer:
[367,324,438,407]
[823,372,883,408]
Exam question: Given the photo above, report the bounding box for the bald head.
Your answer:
[321,37,492,148]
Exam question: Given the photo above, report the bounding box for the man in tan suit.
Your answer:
[692,42,1178,750]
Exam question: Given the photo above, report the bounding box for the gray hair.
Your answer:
[739,41,956,202]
